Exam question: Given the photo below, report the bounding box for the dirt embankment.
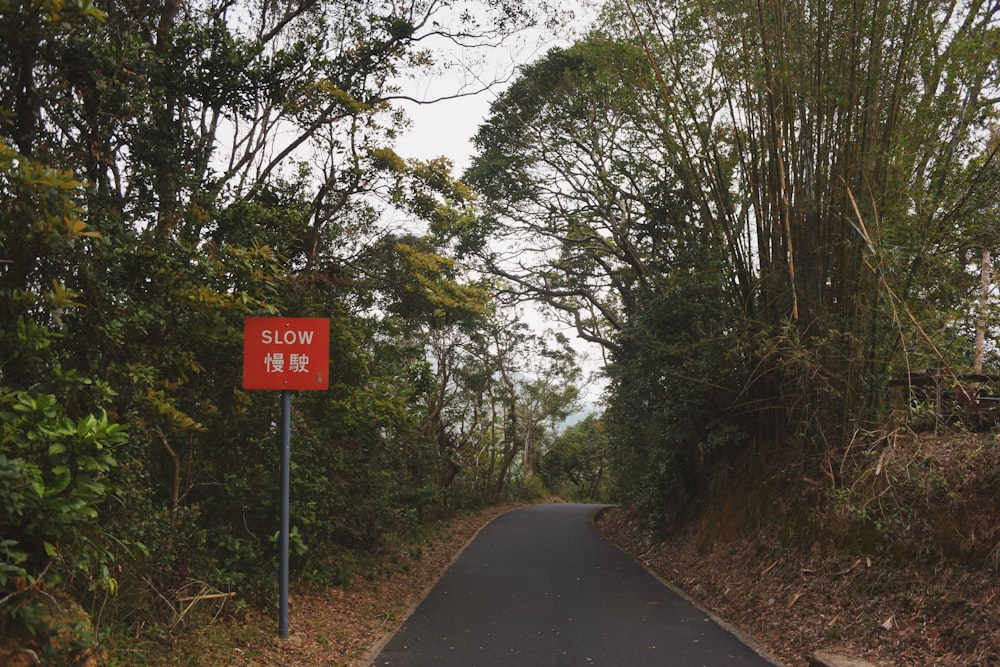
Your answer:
[597,431,1000,667]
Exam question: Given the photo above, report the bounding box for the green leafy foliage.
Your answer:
[1,140,132,600]
[540,415,608,502]
[0,391,126,591]
[605,268,749,532]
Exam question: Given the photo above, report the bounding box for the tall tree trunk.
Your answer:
[976,250,991,373]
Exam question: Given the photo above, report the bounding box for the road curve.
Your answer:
[369,503,783,666]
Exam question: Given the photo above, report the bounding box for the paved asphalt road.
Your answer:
[370,503,782,666]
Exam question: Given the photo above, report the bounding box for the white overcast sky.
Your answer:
[394,2,600,174]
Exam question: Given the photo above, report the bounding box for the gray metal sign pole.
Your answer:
[244,317,329,639]
[279,389,291,638]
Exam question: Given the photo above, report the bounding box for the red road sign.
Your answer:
[243,317,330,390]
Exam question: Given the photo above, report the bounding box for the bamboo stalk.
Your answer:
[176,592,236,602]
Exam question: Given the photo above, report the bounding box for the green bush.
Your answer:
[0,390,127,594]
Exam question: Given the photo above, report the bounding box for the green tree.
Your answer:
[466,39,672,352]
[540,414,608,501]
[0,141,132,657]
[419,311,583,502]
[605,0,1000,439]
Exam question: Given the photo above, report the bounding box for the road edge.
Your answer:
[590,505,787,667]
[358,504,526,666]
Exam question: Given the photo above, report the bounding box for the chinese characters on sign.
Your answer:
[243,317,330,390]
[264,352,313,374]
